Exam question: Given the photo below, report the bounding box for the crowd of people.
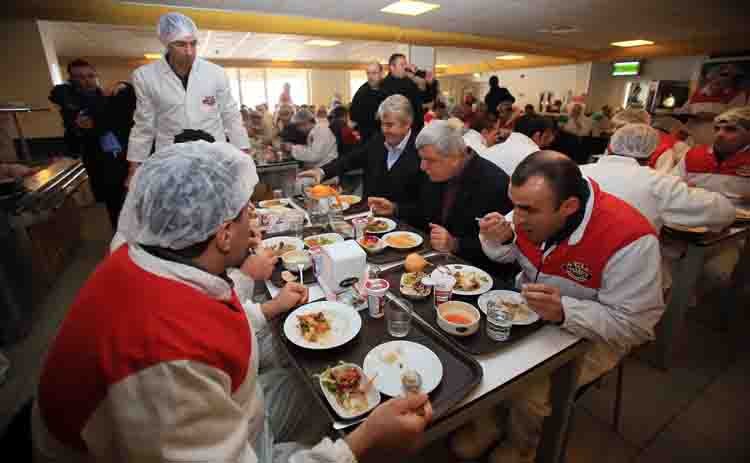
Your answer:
[32,10,750,463]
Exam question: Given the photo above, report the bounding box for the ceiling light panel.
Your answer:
[381,1,441,16]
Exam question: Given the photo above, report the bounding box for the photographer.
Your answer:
[381,54,426,133]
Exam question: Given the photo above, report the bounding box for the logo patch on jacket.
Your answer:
[737,165,750,177]
[563,262,592,283]
[202,96,216,106]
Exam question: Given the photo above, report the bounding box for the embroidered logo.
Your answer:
[202,96,216,106]
[563,262,592,283]
[736,165,750,177]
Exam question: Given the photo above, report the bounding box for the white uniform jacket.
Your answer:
[672,144,750,206]
[291,123,338,169]
[480,132,539,177]
[128,57,250,162]
[581,155,736,232]
[481,180,665,378]
[463,129,487,155]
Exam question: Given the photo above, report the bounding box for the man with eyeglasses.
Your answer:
[126,12,249,185]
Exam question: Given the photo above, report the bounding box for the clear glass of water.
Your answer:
[386,295,413,338]
[286,211,305,239]
[486,301,512,341]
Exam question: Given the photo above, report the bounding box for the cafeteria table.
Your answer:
[654,223,750,370]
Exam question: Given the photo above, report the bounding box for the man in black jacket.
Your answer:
[381,54,425,134]
[297,95,424,206]
[370,120,514,273]
[350,62,386,144]
[484,76,515,117]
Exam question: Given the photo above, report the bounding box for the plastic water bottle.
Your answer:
[486,302,512,341]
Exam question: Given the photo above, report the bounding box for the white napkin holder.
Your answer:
[319,240,367,294]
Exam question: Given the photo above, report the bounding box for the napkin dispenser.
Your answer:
[319,240,367,294]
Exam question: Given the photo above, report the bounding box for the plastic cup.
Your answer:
[433,275,456,308]
[365,278,390,319]
[352,217,369,240]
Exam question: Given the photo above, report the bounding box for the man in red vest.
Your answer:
[451,151,664,463]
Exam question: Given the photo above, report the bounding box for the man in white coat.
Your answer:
[479,115,556,177]
[451,151,665,463]
[33,142,432,462]
[126,13,249,180]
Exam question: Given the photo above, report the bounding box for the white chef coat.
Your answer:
[480,132,539,177]
[463,129,487,155]
[291,123,338,169]
[581,155,736,232]
[128,57,250,162]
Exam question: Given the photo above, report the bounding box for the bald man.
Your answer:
[350,62,386,143]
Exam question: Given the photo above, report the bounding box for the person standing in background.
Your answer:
[127,12,249,184]
[350,62,386,144]
[381,54,425,134]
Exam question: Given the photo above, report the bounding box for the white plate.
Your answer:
[304,233,345,248]
[364,217,397,234]
[338,195,362,206]
[382,231,424,250]
[318,363,381,419]
[477,290,540,325]
[284,301,362,350]
[432,264,494,296]
[260,236,305,254]
[666,223,709,234]
[363,341,443,397]
[259,198,290,209]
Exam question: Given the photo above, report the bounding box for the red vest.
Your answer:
[684,144,750,177]
[647,132,678,169]
[515,181,655,289]
[37,246,252,452]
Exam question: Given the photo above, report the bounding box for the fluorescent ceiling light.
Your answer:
[304,39,341,47]
[435,64,448,68]
[144,53,162,59]
[496,55,524,60]
[611,39,654,48]
[473,73,481,79]
[381,1,440,16]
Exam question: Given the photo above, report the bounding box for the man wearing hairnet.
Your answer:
[281,109,338,169]
[126,13,249,184]
[32,141,432,462]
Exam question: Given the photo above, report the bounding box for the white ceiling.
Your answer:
[45,21,513,66]
[122,0,748,50]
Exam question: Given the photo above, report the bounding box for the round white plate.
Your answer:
[382,231,424,250]
[284,301,362,350]
[477,290,540,325]
[339,195,362,206]
[260,236,305,254]
[304,233,344,248]
[432,264,494,296]
[364,217,397,234]
[363,341,443,397]
[259,199,290,209]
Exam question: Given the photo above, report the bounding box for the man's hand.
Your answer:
[262,283,309,319]
[521,283,564,323]
[429,223,458,253]
[298,168,324,185]
[346,393,433,459]
[240,248,277,281]
[368,197,395,216]
[479,212,514,244]
[1,163,40,179]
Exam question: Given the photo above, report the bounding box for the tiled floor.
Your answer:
[1,204,748,462]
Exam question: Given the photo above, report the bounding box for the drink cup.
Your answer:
[433,275,456,307]
[365,278,390,319]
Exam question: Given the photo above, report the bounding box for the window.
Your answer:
[225,68,241,105]
[266,69,309,107]
[239,69,267,108]
[349,70,367,99]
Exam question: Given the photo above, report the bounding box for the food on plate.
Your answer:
[380,347,403,365]
[358,235,382,251]
[262,199,284,208]
[385,233,418,248]
[264,241,296,257]
[281,270,298,282]
[736,208,750,220]
[308,184,338,198]
[404,253,429,273]
[297,312,331,342]
[454,271,489,291]
[443,313,474,325]
[304,235,337,247]
[318,363,370,412]
[400,272,431,299]
[496,299,533,321]
[366,219,391,233]
[339,195,361,206]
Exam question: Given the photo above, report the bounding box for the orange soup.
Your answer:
[443,313,473,325]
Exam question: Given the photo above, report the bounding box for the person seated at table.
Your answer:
[281,108,337,169]
[449,151,664,463]
[560,103,592,137]
[480,115,557,177]
[368,119,513,271]
[671,106,750,290]
[246,109,274,144]
[462,112,500,155]
[33,141,433,463]
[298,95,424,205]
[328,105,360,157]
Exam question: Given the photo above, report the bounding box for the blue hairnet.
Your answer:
[120,141,258,250]
[157,12,199,46]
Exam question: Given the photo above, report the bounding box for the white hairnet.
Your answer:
[416,119,467,156]
[609,123,660,159]
[119,141,258,250]
[157,12,199,47]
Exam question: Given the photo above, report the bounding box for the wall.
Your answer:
[439,76,479,106]
[587,55,705,110]
[0,20,64,149]
[309,69,351,107]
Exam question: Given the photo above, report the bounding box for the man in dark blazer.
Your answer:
[370,120,514,273]
[298,95,425,206]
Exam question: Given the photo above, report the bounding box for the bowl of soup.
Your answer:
[436,301,480,337]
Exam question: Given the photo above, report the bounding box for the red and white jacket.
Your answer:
[32,245,355,463]
[481,180,665,377]
[672,144,750,205]
[647,132,691,174]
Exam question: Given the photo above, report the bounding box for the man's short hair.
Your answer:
[512,150,586,208]
[67,59,93,75]
[388,53,406,67]
[489,75,499,87]
[470,113,498,133]
[515,115,557,139]
[377,94,413,124]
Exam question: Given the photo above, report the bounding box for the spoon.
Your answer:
[401,369,425,416]
[297,263,304,284]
